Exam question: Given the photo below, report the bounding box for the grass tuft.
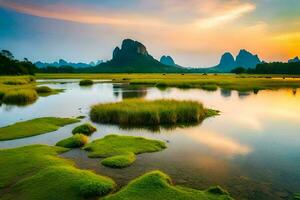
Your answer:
[79,79,93,86]
[0,117,80,141]
[83,134,166,168]
[101,152,136,168]
[104,170,234,200]
[72,123,97,135]
[90,99,217,126]
[2,89,38,105]
[56,134,89,148]
[35,86,53,93]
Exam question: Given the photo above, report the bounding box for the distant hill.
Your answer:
[86,39,184,73]
[211,49,261,72]
[35,59,102,68]
[288,56,300,63]
[160,55,176,66]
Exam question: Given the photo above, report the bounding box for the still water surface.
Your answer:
[0,80,300,200]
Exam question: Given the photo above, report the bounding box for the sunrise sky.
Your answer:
[0,0,299,67]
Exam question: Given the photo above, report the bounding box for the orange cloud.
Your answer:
[195,3,256,28]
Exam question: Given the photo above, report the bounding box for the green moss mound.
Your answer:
[79,79,93,86]
[72,123,97,135]
[0,145,115,200]
[90,99,217,126]
[104,170,234,200]
[101,152,136,168]
[56,134,88,148]
[36,86,53,93]
[83,135,166,168]
[2,89,38,105]
[0,117,80,141]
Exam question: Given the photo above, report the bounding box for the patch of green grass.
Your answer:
[35,86,64,97]
[104,170,234,200]
[0,145,115,200]
[101,152,136,168]
[56,134,89,148]
[72,123,97,135]
[83,135,166,168]
[90,99,217,126]
[294,193,300,200]
[0,117,80,141]
[2,89,38,105]
[35,86,53,93]
[79,79,93,86]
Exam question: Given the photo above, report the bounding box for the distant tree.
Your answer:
[231,67,246,74]
[0,50,14,60]
[0,50,37,75]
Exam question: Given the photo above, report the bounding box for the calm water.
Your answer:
[1,81,300,200]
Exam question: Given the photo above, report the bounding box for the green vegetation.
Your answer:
[72,123,97,135]
[0,76,60,104]
[0,117,80,141]
[83,135,166,168]
[90,99,216,126]
[56,134,89,148]
[35,86,64,97]
[0,145,115,200]
[79,79,93,86]
[36,73,300,92]
[101,152,136,168]
[294,193,300,200]
[2,89,38,105]
[0,50,37,75]
[104,170,233,200]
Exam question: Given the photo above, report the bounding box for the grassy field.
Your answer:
[104,170,234,200]
[0,117,80,141]
[83,135,166,168]
[90,99,218,127]
[36,73,300,91]
[0,145,115,200]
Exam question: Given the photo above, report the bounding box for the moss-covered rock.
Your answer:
[0,145,115,200]
[104,170,234,200]
[72,123,97,135]
[83,135,166,168]
[56,134,88,148]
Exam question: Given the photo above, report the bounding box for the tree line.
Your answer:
[231,62,300,74]
[0,50,37,75]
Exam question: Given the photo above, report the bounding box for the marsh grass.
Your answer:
[104,170,233,200]
[0,117,80,141]
[56,134,88,148]
[83,135,166,168]
[35,86,64,97]
[79,79,94,86]
[90,99,217,126]
[2,89,38,105]
[35,86,53,93]
[0,145,115,200]
[72,123,97,135]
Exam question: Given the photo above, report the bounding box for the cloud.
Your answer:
[0,0,163,26]
[195,3,256,28]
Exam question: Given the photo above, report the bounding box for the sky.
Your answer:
[0,0,299,67]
